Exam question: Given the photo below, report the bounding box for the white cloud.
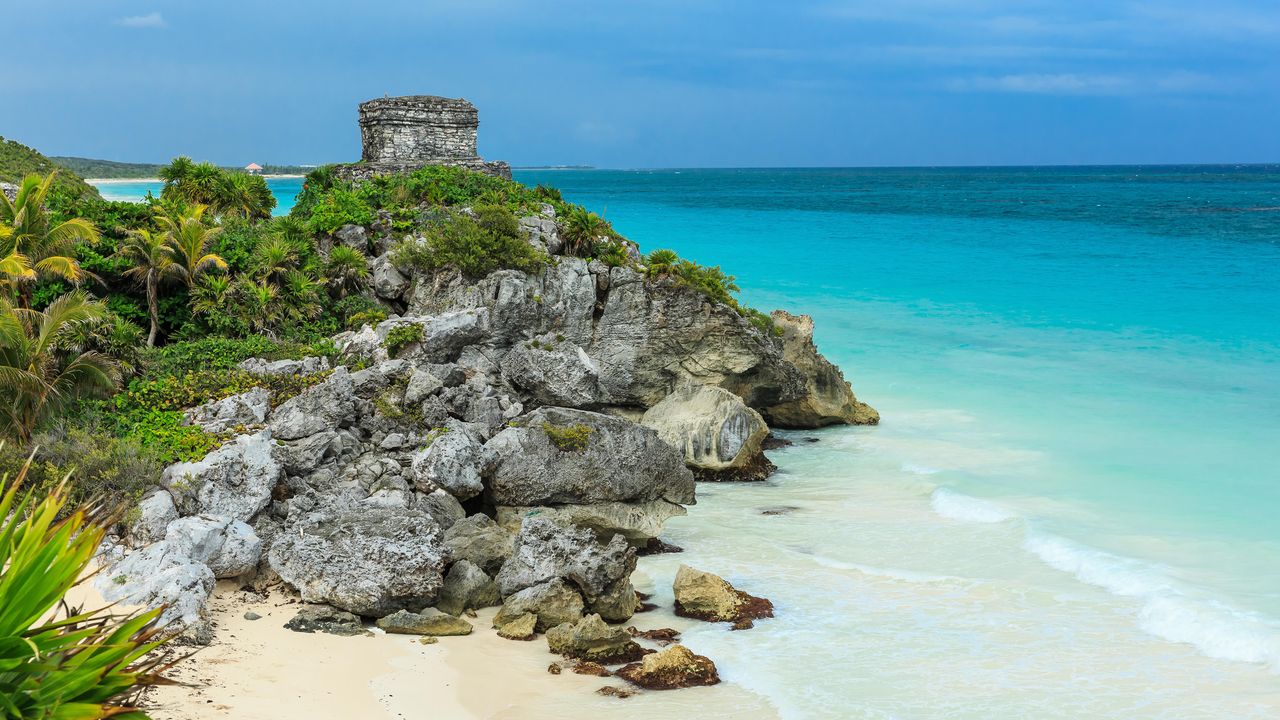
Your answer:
[116,12,166,29]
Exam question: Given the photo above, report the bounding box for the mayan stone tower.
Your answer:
[336,95,511,181]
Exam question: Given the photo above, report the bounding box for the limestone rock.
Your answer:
[268,368,355,441]
[419,489,465,530]
[162,430,281,522]
[760,310,878,427]
[500,341,602,408]
[164,514,262,578]
[185,387,270,433]
[268,507,446,617]
[371,252,410,300]
[483,407,694,507]
[641,383,773,480]
[284,605,367,636]
[239,356,331,376]
[496,517,637,623]
[616,645,720,690]
[376,608,473,636]
[496,500,686,544]
[132,489,178,544]
[495,612,538,641]
[443,514,515,575]
[492,579,584,632]
[436,560,501,616]
[411,429,483,500]
[545,614,646,664]
[672,565,774,630]
[403,367,444,405]
[97,541,214,636]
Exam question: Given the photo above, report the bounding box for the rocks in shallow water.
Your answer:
[545,614,647,664]
[573,661,612,677]
[496,517,638,622]
[596,685,636,699]
[672,565,774,630]
[443,514,516,576]
[268,507,446,617]
[627,627,681,646]
[162,430,281,522]
[616,645,720,690]
[640,383,773,481]
[760,310,878,427]
[482,406,694,507]
[284,605,367,636]
[496,612,538,641]
[376,608,473,636]
[493,578,585,632]
[436,560,501,616]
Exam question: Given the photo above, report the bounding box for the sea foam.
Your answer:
[1025,532,1280,670]
[930,487,1016,523]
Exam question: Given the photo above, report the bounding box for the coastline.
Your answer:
[86,174,303,184]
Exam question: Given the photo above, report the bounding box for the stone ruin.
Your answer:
[334,95,511,182]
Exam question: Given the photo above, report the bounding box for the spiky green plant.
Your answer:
[560,206,612,258]
[0,456,174,719]
[0,172,99,306]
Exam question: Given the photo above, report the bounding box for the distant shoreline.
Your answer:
[87,174,304,183]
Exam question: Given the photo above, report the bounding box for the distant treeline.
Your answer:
[51,156,314,178]
[1,137,101,198]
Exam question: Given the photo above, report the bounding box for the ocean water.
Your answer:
[89,176,304,215]
[510,167,1280,718]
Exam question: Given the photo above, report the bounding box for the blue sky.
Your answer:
[4,1,1278,167]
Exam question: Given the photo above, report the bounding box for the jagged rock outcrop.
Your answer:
[641,383,773,481]
[496,517,637,623]
[161,430,281,522]
[268,507,447,617]
[761,310,879,427]
[184,387,270,433]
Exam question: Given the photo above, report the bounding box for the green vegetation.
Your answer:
[0,459,172,719]
[158,156,275,220]
[383,324,424,357]
[0,136,101,200]
[52,155,312,179]
[542,422,593,452]
[390,210,546,278]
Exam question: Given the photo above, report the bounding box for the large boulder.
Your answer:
[496,500,686,544]
[443,514,516,576]
[184,387,270,433]
[545,614,646,663]
[164,514,262,579]
[672,565,774,630]
[161,430,281,522]
[760,310,878,427]
[492,578,585,632]
[496,517,637,622]
[641,383,773,481]
[436,560,501,616]
[500,341,602,408]
[132,489,178,544]
[268,507,447,617]
[411,428,484,500]
[268,368,356,441]
[97,541,215,636]
[376,608,473,636]
[482,407,694,507]
[371,252,409,300]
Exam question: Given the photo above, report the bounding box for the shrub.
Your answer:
[391,213,546,278]
[0,459,172,718]
[542,422,592,452]
[140,336,325,378]
[474,203,521,238]
[534,184,563,203]
[593,239,633,268]
[307,188,373,234]
[0,426,163,512]
[383,324,424,358]
[112,408,222,465]
[119,368,331,413]
[347,308,388,329]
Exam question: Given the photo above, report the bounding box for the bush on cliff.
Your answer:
[390,211,546,278]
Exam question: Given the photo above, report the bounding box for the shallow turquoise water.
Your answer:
[90,176,303,215]
[514,167,1280,718]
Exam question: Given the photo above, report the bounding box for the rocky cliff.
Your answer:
[99,197,876,643]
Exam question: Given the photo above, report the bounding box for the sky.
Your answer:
[3,1,1279,167]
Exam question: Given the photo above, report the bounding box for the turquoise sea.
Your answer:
[90,176,305,214]
[98,167,1280,717]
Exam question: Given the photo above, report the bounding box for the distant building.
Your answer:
[244,163,264,175]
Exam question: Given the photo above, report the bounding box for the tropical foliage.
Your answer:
[0,458,172,719]
[0,172,100,305]
[158,157,275,220]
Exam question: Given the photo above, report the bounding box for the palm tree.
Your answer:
[116,228,181,346]
[325,245,369,299]
[157,155,195,185]
[643,249,680,280]
[157,205,227,289]
[560,206,612,258]
[220,172,276,220]
[252,235,300,283]
[0,291,120,442]
[0,172,99,306]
